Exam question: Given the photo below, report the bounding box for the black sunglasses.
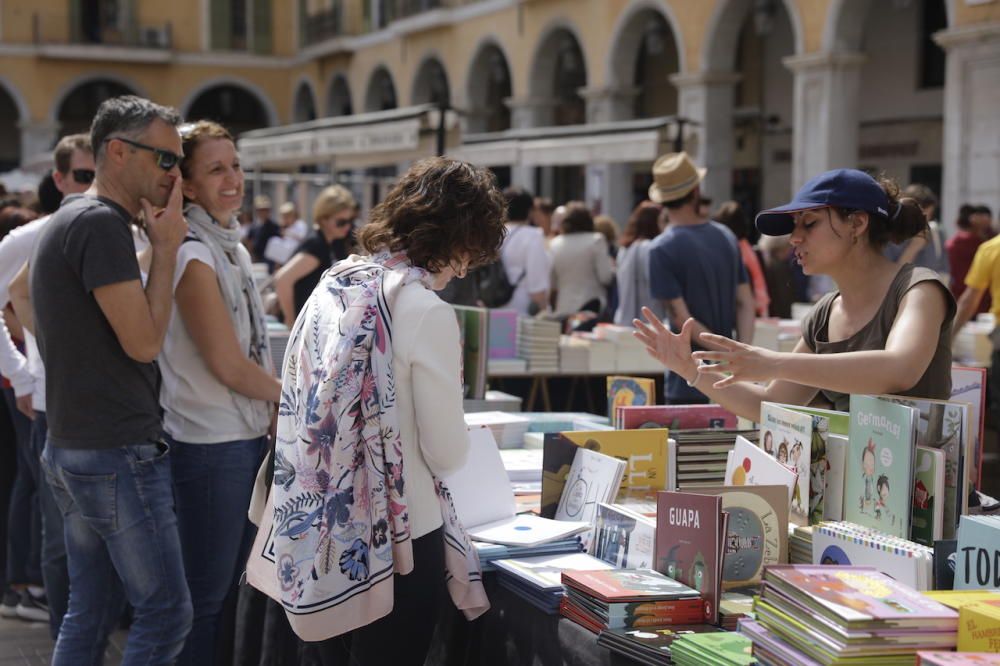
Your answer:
[107,137,181,171]
[71,169,95,185]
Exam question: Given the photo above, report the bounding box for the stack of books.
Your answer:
[593,323,656,371]
[560,568,704,633]
[498,447,543,493]
[674,429,756,489]
[597,625,723,666]
[719,591,755,631]
[463,411,531,449]
[671,631,756,666]
[562,332,616,372]
[517,318,561,372]
[812,521,933,590]
[492,552,613,614]
[917,653,1000,665]
[789,525,813,564]
[558,335,590,372]
[473,537,583,572]
[746,565,959,664]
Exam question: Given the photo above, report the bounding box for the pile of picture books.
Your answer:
[560,568,704,633]
[917,652,1000,665]
[812,521,933,590]
[742,565,959,665]
[718,591,755,631]
[492,552,613,613]
[463,411,531,449]
[676,428,757,490]
[789,525,813,564]
[473,537,583,571]
[517,317,561,372]
[593,323,655,370]
[670,631,756,666]
[558,332,615,372]
[924,590,1000,653]
[596,625,724,666]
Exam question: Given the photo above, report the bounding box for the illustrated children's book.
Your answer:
[881,394,971,539]
[951,365,987,487]
[844,395,918,539]
[696,485,789,589]
[541,429,673,518]
[912,446,946,546]
[954,515,1000,591]
[654,491,727,625]
[607,376,656,426]
[824,433,848,521]
[487,309,518,359]
[724,435,798,512]
[812,521,933,590]
[759,402,821,524]
[591,502,657,570]
[616,404,738,431]
[957,599,1000,652]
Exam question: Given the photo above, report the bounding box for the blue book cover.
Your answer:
[955,515,1000,590]
[843,395,917,539]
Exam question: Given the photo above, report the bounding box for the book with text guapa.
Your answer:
[881,394,971,539]
[654,491,726,625]
[759,402,821,524]
[541,429,671,519]
[844,395,918,539]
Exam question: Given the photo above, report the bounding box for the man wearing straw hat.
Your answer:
[644,152,755,404]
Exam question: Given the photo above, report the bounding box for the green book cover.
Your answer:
[911,445,944,546]
[671,631,755,665]
[844,395,917,539]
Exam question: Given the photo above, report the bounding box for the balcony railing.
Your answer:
[32,13,172,49]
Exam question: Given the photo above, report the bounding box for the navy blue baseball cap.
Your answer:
[755,169,891,236]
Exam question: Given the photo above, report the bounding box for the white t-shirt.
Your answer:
[500,223,551,316]
[158,240,269,443]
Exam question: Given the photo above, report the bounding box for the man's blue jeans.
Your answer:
[168,435,266,666]
[42,440,192,666]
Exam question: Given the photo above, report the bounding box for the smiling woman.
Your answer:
[156,118,283,665]
[634,168,954,421]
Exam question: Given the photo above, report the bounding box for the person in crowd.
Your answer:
[884,183,949,282]
[548,202,615,317]
[697,196,713,220]
[249,194,281,269]
[35,172,63,215]
[550,204,568,239]
[635,169,952,421]
[645,152,754,405]
[757,234,796,318]
[273,185,356,325]
[948,203,994,314]
[593,215,619,258]
[278,201,309,244]
[272,157,504,666]
[0,134,95,637]
[613,201,663,326]
[715,200,770,317]
[497,186,550,316]
[531,197,556,238]
[31,95,192,664]
[156,119,283,665]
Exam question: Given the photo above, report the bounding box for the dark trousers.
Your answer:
[3,387,40,586]
[34,413,69,639]
[315,526,445,666]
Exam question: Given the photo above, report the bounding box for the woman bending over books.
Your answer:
[634,169,955,422]
[274,158,506,666]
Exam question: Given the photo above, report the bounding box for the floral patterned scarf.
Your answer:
[260,251,488,640]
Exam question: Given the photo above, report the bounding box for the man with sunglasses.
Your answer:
[0,133,94,635]
[30,95,192,664]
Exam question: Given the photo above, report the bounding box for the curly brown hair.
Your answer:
[358,157,507,272]
[178,119,234,179]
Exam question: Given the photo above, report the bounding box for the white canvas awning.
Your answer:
[451,117,679,167]
[238,105,459,170]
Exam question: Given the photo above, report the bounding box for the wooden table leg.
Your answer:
[540,376,553,412]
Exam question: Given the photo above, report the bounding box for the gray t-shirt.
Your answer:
[31,194,162,450]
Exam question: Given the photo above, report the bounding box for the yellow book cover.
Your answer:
[925,590,1000,610]
[607,376,656,426]
[540,429,670,518]
[959,599,1000,652]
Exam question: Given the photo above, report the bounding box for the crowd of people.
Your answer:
[0,91,995,666]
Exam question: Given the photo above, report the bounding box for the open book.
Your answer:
[443,427,589,546]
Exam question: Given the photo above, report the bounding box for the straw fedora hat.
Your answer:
[647,152,706,204]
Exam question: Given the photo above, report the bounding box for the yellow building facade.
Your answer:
[0,0,998,226]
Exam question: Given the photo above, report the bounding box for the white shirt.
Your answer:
[158,241,269,443]
[390,281,470,538]
[500,223,550,315]
[0,216,48,398]
[549,232,615,316]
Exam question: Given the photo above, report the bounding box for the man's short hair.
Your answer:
[903,183,937,209]
[53,134,92,174]
[90,96,181,163]
[504,187,534,222]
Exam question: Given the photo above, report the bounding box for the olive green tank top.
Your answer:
[800,264,956,412]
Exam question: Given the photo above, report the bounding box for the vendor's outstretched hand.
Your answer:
[692,333,777,388]
[632,308,697,379]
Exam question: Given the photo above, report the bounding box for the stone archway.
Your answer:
[326,74,353,117]
[529,25,587,128]
[606,3,681,121]
[186,83,272,137]
[411,56,450,107]
[465,40,512,134]
[364,66,397,113]
[55,78,136,138]
[0,82,24,171]
[293,81,317,123]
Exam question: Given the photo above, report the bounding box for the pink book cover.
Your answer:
[617,404,738,431]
